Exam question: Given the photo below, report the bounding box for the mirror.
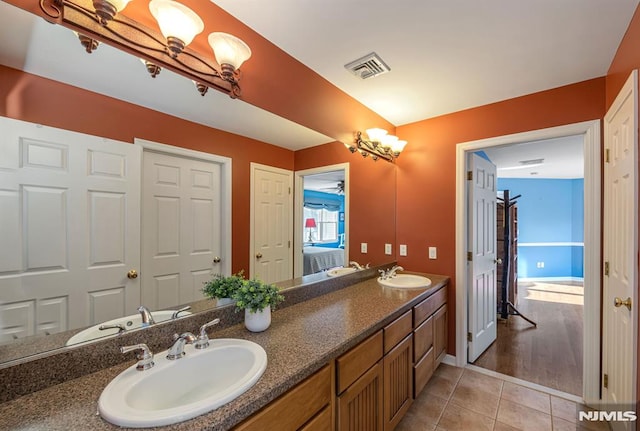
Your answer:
[0,3,397,365]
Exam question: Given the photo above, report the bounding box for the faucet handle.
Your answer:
[99,323,126,334]
[194,318,221,350]
[121,343,154,371]
[171,305,191,319]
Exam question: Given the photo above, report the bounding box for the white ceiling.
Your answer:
[483,135,584,179]
[303,170,345,193]
[1,1,638,151]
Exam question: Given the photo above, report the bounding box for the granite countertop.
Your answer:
[0,274,449,431]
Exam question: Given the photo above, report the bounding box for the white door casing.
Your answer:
[139,141,230,309]
[455,120,601,403]
[0,117,141,341]
[603,70,638,419]
[293,163,350,278]
[467,153,498,362]
[250,163,293,284]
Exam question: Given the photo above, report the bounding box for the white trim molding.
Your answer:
[455,120,601,404]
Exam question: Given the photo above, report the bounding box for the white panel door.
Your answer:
[467,153,498,362]
[0,117,141,341]
[142,151,222,309]
[603,70,638,424]
[251,164,292,284]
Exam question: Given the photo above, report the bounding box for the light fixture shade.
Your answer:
[149,0,204,46]
[391,140,408,153]
[208,32,252,70]
[109,0,132,12]
[365,128,387,142]
[381,134,399,148]
[305,218,317,228]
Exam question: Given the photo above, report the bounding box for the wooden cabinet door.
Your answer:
[383,335,413,431]
[433,305,448,367]
[338,361,384,431]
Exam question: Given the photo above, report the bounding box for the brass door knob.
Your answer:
[494,258,503,264]
[212,257,221,264]
[256,253,263,259]
[127,269,138,279]
[614,297,632,311]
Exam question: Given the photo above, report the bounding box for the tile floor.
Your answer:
[396,363,610,431]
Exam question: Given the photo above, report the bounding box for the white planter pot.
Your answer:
[244,306,271,332]
[216,297,234,307]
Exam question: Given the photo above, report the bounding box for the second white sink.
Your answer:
[98,338,267,428]
[378,274,432,289]
[326,267,357,277]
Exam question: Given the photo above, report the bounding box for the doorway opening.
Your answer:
[455,120,601,404]
[294,163,349,278]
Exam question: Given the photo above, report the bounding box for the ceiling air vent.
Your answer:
[344,52,390,80]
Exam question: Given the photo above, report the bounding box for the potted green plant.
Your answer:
[202,270,245,306]
[232,278,284,332]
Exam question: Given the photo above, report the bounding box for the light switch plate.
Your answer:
[385,243,392,255]
[399,244,407,256]
[361,243,368,253]
[428,247,437,259]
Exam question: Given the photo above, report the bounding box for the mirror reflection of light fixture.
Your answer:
[348,129,408,162]
[305,218,317,243]
[40,0,252,99]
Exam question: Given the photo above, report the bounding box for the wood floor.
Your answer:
[472,281,584,396]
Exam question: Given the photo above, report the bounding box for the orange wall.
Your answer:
[395,78,606,353]
[0,65,294,274]
[294,142,397,267]
[606,1,640,409]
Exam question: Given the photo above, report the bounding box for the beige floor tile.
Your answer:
[434,363,464,383]
[494,422,522,431]
[411,390,448,423]
[425,374,458,399]
[497,399,552,431]
[450,384,500,419]
[395,410,438,431]
[501,381,551,414]
[457,369,504,396]
[437,402,495,431]
[550,396,578,423]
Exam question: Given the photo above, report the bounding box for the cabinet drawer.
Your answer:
[413,346,434,398]
[337,331,383,394]
[413,315,433,362]
[234,365,330,431]
[300,405,331,431]
[383,310,412,354]
[413,286,447,327]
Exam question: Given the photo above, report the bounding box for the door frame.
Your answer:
[135,138,232,277]
[249,162,294,280]
[454,120,601,403]
[293,163,350,278]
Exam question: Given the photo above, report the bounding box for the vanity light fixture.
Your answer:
[40,0,252,98]
[349,128,408,162]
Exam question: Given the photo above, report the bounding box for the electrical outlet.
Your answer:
[428,247,437,259]
[385,243,392,255]
[361,243,368,254]
[399,244,407,256]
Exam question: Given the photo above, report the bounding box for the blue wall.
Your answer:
[497,178,584,279]
[303,190,345,248]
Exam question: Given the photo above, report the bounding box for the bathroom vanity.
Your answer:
[0,270,449,430]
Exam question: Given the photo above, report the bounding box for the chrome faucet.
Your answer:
[137,305,156,327]
[379,265,404,280]
[166,332,197,360]
[121,343,154,371]
[171,305,191,319]
[350,261,364,270]
[194,318,221,350]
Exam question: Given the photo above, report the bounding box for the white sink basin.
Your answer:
[378,274,432,289]
[65,310,191,346]
[99,338,267,428]
[326,267,357,277]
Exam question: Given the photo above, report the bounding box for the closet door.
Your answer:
[0,117,141,341]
